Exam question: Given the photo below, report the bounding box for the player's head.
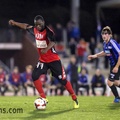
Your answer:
[34,15,45,31]
[101,26,112,42]
[101,26,112,35]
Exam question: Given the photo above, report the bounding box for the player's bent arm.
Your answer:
[45,41,55,51]
[115,55,120,68]
[95,51,106,58]
[40,41,55,54]
[88,51,106,60]
[9,20,33,30]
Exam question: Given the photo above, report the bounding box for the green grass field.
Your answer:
[0,96,120,120]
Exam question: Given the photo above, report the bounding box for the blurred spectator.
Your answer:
[54,23,67,57]
[94,42,103,68]
[21,65,36,96]
[66,21,80,42]
[69,38,77,55]
[55,42,67,57]
[0,66,8,96]
[67,56,79,95]
[79,62,89,74]
[89,37,96,62]
[78,68,89,96]
[55,23,63,43]
[50,77,65,96]
[91,69,106,96]
[113,34,120,44]
[8,66,22,96]
[76,38,88,64]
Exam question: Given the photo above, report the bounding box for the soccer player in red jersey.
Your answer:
[9,15,79,108]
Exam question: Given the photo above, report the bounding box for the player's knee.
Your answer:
[32,72,39,81]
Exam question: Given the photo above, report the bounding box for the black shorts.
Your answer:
[108,66,120,81]
[32,60,66,81]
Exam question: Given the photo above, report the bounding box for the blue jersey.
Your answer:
[78,74,88,85]
[8,73,22,86]
[21,72,32,83]
[103,38,120,67]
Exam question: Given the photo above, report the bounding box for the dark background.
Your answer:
[0,0,120,41]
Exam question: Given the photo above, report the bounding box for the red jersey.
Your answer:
[34,27,60,63]
[0,72,5,83]
[12,73,21,83]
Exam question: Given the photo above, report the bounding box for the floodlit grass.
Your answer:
[0,96,120,120]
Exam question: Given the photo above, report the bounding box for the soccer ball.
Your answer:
[34,98,46,110]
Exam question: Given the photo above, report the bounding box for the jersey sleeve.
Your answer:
[110,39,120,54]
[46,27,56,42]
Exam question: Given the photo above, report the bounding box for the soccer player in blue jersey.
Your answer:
[88,26,120,103]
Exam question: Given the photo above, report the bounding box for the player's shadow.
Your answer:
[108,103,120,110]
[23,108,74,119]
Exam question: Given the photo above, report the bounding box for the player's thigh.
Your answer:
[108,67,119,82]
[114,67,120,85]
[114,80,120,86]
[32,61,48,80]
[49,60,66,80]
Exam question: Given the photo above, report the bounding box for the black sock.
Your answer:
[110,85,119,98]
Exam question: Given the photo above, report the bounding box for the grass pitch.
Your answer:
[0,96,120,120]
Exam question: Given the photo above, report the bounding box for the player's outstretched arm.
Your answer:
[9,20,32,30]
[88,51,106,60]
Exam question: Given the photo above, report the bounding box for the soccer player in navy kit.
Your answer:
[9,15,79,108]
[88,26,120,103]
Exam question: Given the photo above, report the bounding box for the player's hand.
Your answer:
[41,48,48,54]
[88,55,97,60]
[9,20,16,26]
[112,66,118,73]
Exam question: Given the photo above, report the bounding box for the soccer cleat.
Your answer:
[44,98,48,104]
[38,97,48,104]
[73,99,79,108]
[114,98,120,103]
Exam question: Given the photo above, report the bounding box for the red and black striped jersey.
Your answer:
[27,26,60,63]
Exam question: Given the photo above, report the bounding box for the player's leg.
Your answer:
[32,61,48,98]
[114,67,120,88]
[107,80,120,102]
[49,60,79,108]
[107,67,120,103]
